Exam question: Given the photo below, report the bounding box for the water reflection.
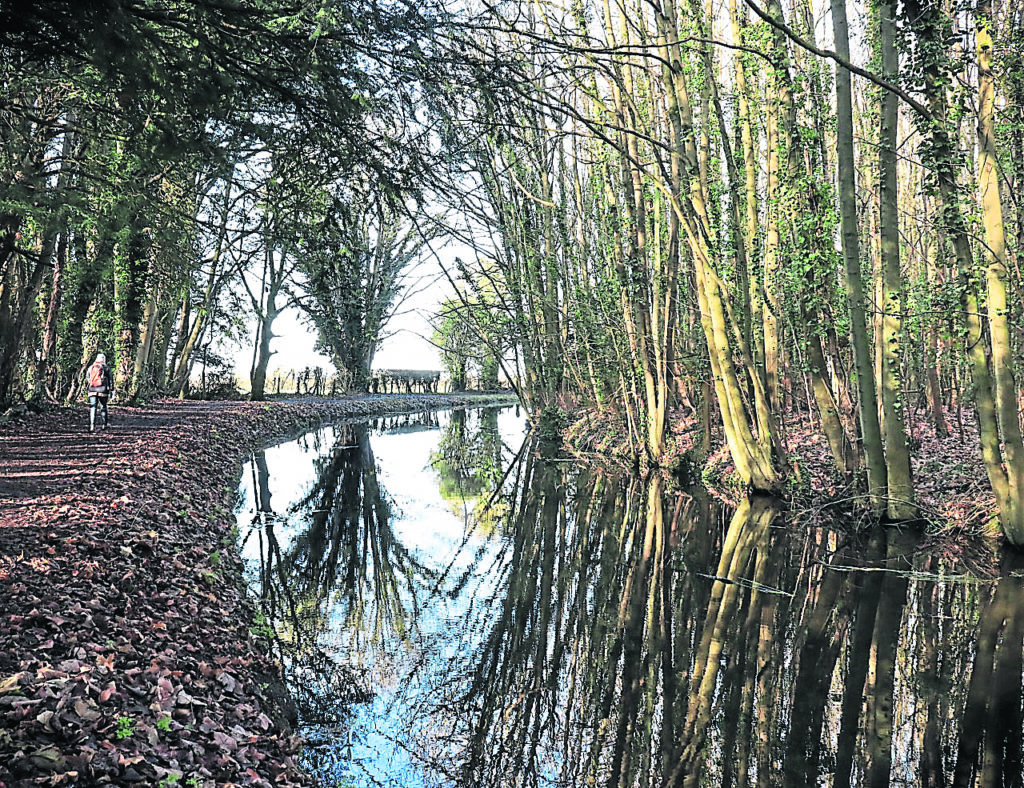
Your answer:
[432,408,507,522]
[237,412,1024,788]
[371,410,441,434]
[247,422,416,733]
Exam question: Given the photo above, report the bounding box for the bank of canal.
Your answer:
[0,394,514,787]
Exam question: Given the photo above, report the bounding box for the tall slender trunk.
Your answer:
[831,0,887,512]
[762,0,855,474]
[250,246,281,401]
[114,217,153,400]
[600,0,677,462]
[877,0,915,520]
[923,235,949,436]
[904,0,1024,544]
[653,0,780,489]
[132,285,160,395]
[150,297,179,391]
[168,287,191,382]
[763,66,783,414]
[40,231,68,398]
[730,0,763,372]
[976,0,1024,539]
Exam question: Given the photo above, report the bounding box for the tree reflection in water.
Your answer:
[409,458,1024,788]
[240,415,1024,788]
[431,407,507,522]
[244,420,439,775]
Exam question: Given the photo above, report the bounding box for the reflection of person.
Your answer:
[86,352,115,432]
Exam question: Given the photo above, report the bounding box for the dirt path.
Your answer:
[0,394,514,787]
[1,401,226,503]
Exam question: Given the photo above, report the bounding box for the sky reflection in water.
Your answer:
[237,407,526,786]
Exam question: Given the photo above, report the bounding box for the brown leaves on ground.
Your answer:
[565,401,1001,542]
[0,393,505,787]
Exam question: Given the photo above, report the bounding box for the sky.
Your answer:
[269,301,443,373]
[230,259,447,382]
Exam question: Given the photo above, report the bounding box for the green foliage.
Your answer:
[535,405,568,444]
[114,715,135,740]
[431,408,505,509]
[295,189,430,392]
[0,0,458,407]
[776,166,844,341]
[900,0,971,201]
[249,610,276,643]
[434,297,485,391]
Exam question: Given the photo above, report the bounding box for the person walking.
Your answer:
[86,352,114,432]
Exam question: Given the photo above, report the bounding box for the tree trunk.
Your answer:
[132,284,160,396]
[904,0,1024,544]
[249,248,281,401]
[922,237,949,437]
[0,241,55,407]
[654,0,779,488]
[762,67,783,415]
[40,231,68,399]
[114,218,152,400]
[831,0,887,512]
[976,0,1024,541]
[877,0,915,520]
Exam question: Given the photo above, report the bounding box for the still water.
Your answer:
[237,406,1024,788]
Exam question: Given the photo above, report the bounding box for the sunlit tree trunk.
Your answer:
[876,0,915,520]
[831,0,887,511]
[249,245,282,401]
[922,234,949,437]
[600,0,677,463]
[700,22,780,456]
[762,61,783,415]
[655,0,780,489]
[904,0,1024,544]
[131,284,160,394]
[730,0,763,372]
[976,0,1024,540]
[758,0,855,475]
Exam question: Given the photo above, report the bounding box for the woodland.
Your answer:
[2,0,1024,541]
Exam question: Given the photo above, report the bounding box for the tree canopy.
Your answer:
[4,0,1024,540]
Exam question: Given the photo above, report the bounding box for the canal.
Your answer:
[237,405,1022,787]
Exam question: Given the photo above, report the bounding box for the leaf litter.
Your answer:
[0,394,506,787]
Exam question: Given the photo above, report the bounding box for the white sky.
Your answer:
[268,299,443,373]
[231,263,448,381]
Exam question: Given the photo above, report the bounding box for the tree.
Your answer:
[295,186,433,392]
[830,0,886,513]
[901,0,1024,543]
[0,0,455,408]
[435,299,474,391]
[875,0,916,520]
